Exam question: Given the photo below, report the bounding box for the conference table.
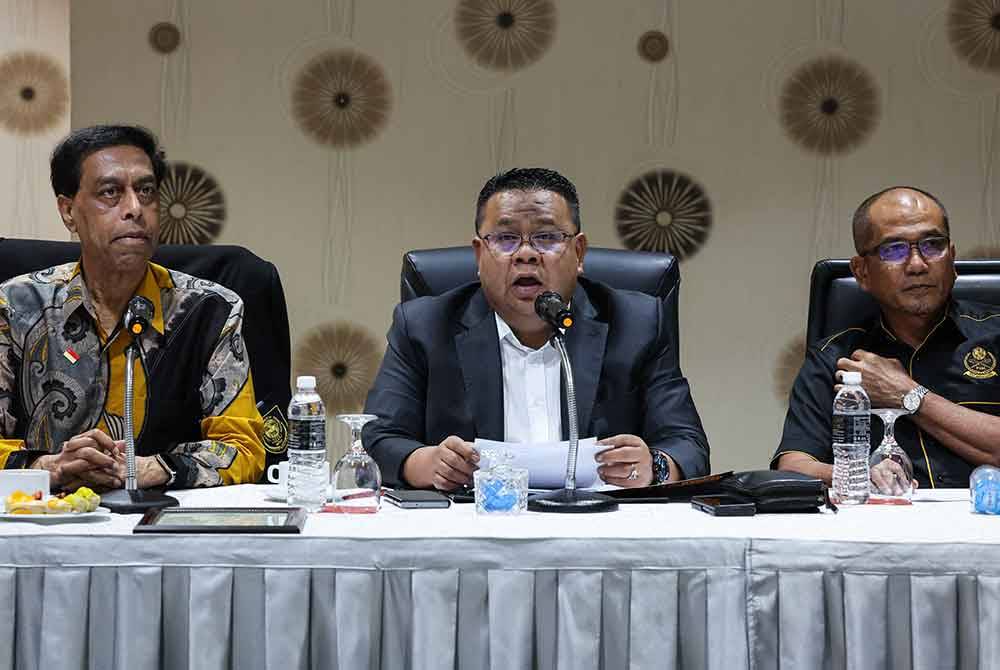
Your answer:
[1,485,998,670]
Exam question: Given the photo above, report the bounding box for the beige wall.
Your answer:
[0,0,70,240]
[61,0,997,472]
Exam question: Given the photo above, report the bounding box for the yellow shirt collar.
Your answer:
[71,261,171,335]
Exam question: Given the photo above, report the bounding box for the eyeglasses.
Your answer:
[863,236,950,264]
[479,231,575,256]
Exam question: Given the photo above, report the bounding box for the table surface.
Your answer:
[0,485,992,544]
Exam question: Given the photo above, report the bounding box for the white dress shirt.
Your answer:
[495,314,562,443]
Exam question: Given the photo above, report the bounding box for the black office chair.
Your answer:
[807,259,1000,344]
[0,238,292,480]
[400,246,681,345]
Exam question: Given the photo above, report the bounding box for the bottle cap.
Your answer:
[296,375,317,390]
[841,371,862,385]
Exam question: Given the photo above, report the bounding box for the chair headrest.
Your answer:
[400,246,679,301]
[807,259,1000,343]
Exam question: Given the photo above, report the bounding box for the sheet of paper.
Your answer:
[474,437,604,489]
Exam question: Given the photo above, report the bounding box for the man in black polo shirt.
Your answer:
[774,186,1000,489]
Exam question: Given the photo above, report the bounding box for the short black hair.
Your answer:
[851,186,950,253]
[474,167,581,233]
[50,124,167,198]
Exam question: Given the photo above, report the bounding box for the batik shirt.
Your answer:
[0,262,264,487]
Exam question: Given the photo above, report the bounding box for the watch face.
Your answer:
[903,390,921,412]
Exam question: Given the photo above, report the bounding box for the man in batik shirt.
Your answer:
[0,125,263,490]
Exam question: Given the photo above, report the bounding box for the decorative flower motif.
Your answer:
[291,49,392,148]
[149,22,182,54]
[158,162,226,245]
[779,56,880,155]
[0,51,69,136]
[948,0,1000,72]
[638,30,669,63]
[774,334,807,403]
[293,321,382,415]
[614,170,712,260]
[455,0,557,71]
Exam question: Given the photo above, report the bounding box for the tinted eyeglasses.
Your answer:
[479,231,575,256]
[863,236,950,264]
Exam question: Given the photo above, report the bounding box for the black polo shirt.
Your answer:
[773,299,1000,488]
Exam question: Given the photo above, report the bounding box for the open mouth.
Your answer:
[511,275,543,299]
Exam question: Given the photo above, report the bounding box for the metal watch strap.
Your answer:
[650,449,670,484]
[904,385,929,414]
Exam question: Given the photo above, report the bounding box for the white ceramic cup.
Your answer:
[267,462,288,492]
[0,469,51,501]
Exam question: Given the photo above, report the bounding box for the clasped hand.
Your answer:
[835,349,913,408]
[32,429,170,491]
[33,428,125,491]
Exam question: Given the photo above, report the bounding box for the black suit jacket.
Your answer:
[363,277,710,487]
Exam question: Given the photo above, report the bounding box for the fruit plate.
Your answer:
[0,507,111,523]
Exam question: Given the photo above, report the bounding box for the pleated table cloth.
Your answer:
[0,485,996,670]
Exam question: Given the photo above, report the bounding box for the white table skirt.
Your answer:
[1,486,997,670]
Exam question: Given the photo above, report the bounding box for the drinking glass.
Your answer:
[868,408,914,503]
[329,414,381,513]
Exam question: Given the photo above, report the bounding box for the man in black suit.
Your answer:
[363,168,709,490]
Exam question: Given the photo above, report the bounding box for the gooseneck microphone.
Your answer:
[124,295,154,336]
[528,291,618,513]
[534,291,574,330]
[101,295,178,514]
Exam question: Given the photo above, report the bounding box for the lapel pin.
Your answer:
[63,347,80,364]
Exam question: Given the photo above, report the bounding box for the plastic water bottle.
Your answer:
[287,375,327,512]
[832,371,871,505]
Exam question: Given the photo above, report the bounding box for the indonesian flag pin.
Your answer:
[63,347,80,364]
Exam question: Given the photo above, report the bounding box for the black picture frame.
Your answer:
[134,506,307,534]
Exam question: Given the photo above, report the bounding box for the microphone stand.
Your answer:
[527,328,618,513]
[101,338,178,514]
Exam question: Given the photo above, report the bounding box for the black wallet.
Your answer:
[606,469,835,513]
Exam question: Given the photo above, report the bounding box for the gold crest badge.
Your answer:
[261,405,289,454]
[964,346,998,379]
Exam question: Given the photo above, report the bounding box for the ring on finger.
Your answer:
[627,466,639,481]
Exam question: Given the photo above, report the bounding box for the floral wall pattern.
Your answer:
[53,0,1000,475]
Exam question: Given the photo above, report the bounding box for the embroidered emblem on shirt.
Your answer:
[964,346,998,379]
[261,405,289,454]
[63,347,80,364]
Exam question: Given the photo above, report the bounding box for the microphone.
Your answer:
[101,294,177,514]
[534,291,574,330]
[527,291,618,514]
[124,296,154,336]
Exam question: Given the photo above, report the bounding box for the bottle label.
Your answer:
[831,414,870,444]
[288,418,325,451]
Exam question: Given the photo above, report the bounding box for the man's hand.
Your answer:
[837,349,915,408]
[402,436,479,490]
[137,456,169,488]
[870,458,919,497]
[31,429,124,491]
[596,434,654,487]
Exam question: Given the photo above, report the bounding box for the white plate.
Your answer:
[261,484,333,502]
[0,507,111,523]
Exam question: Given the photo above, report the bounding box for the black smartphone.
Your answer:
[691,495,756,517]
[384,490,451,509]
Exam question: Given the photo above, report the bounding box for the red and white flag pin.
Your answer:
[63,347,80,364]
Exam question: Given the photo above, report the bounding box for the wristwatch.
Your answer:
[902,385,930,414]
[650,449,671,484]
[155,454,177,487]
